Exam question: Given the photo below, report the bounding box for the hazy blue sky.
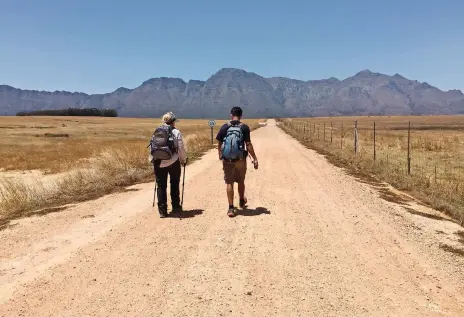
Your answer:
[1,0,463,93]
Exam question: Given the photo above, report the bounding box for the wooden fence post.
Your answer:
[373,122,376,161]
[354,120,358,154]
[330,122,333,144]
[341,122,344,150]
[323,122,326,142]
[407,121,411,175]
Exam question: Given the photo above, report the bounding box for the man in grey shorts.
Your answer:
[216,106,259,217]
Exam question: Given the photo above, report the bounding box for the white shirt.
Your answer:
[158,126,187,168]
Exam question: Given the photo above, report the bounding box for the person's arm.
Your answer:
[217,141,223,160]
[246,141,258,169]
[243,125,258,169]
[176,131,187,165]
[216,125,226,160]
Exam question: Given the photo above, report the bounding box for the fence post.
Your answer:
[373,122,376,161]
[324,122,326,142]
[354,120,358,154]
[407,121,411,175]
[330,122,333,144]
[341,122,344,150]
[211,126,214,145]
[304,123,306,139]
[317,126,320,140]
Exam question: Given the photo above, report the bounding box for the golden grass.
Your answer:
[0,116,238,173]
[278,115,464,225]
[0,116,261,226]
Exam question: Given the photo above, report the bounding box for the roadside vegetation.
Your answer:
[278,115,464,225]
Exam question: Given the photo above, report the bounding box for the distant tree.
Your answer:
[16,108,118,117]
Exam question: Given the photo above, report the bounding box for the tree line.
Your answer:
[16,108,118,117]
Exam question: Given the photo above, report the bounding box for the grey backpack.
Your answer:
[149,125,177,161]
[221,123,245,160]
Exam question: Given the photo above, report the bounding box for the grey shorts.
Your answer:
[222,159,247,184]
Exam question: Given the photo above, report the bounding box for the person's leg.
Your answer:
[236,159,247,207]
[155,162,169,217]
[169,160,182,211]
[227,183,234,206]
[223,161,236,217]
[238,182,245,200]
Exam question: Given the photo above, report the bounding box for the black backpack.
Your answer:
[149,125,177,161]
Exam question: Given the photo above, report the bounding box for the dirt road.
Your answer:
[1,120,464,317]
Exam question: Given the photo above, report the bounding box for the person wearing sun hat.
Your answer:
[150,111,187,218]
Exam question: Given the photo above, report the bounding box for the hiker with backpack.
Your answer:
[216,106,259,217]
[148,112,187,218]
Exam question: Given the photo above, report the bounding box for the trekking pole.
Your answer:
[152,162,157,207]
[152,183,157,207]
[181,158,188,207]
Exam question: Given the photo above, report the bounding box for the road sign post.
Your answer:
[208,120,216,144]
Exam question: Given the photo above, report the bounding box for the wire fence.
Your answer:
[280,117,464,222]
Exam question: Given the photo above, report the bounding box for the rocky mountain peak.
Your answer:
[1,68,463,117]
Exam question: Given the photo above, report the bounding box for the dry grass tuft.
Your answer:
[43,133,70,138]
[403,207,452,222]
[439,243,464,257]
[0,178,48,220]
[455,231,464,245]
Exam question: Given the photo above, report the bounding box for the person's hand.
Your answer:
[253,160,259,170]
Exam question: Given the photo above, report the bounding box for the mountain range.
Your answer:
[1,68,464,118]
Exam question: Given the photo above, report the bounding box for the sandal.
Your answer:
[227,206,236,217]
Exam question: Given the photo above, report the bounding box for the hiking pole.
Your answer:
[152,162,157,207]
[152,183,157,207]
[181,158,188,207]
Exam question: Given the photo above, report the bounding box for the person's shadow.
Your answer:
[235,207,271,217]
[169,209,203,219]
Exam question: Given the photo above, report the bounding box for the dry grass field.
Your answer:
[0,116,260,227]
[279,115,464,225]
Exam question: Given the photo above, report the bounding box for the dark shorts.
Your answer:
[222,159,247,184]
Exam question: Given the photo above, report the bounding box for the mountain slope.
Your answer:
[1,68,464,117]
